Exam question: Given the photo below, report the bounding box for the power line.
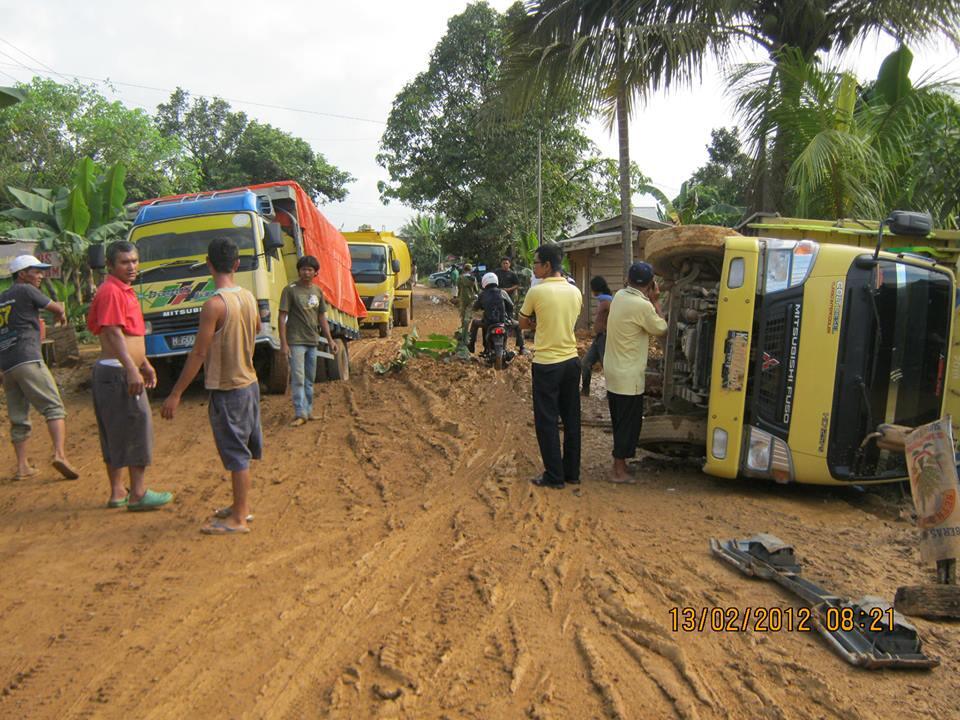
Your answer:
[0,39,387,125]
[0,37,71,82]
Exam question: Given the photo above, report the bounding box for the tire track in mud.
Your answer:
[5,293,960,720]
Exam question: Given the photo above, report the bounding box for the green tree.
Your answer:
[502,0,959,243]
[398,213,449,274]
[731,46,960,223]
[502,0,726,271]
[664,127,750,226]
[1,157,130,299]
[0,77,198,201]
[155,89,353,202]
[378,2,621,262]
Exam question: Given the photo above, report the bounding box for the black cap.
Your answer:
[628,261,654,286]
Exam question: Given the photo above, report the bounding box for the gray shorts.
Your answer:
[92,363,153,468]
[3,361,66,443]
[208,382,263,471]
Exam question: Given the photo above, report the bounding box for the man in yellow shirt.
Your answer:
[519,244,583,489]
[604,261,667,483]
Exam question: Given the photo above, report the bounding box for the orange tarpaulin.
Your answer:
[137,180,366,320]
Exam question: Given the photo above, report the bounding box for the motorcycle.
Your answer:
[480,322,515,370]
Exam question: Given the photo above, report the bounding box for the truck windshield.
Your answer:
[132,226,257,280]
[829,259,952,479]
[349,245,387,283]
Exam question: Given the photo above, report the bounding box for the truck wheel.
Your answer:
[265,348,289,394]
[396,307,410,327]
[152,358,176,396]
[325,341,350,382]
[645,225,738,281]
[314,351,328,382]
[636,415,707,457]
[378,321,390,338]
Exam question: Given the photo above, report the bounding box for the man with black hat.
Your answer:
[603,261,667,483]
[0,254,78,480]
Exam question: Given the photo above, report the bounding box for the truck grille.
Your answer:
[145,309,201,334]
[754,301,802,429]
[361,296,374,310]
[756,312,786,420]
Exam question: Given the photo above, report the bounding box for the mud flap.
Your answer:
[710,535,939,670]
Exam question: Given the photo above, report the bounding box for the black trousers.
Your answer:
[532,357,582,483]
[607,391,644,460]
[581,332,606,392]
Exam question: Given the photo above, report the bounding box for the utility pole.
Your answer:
[537,128,543,244]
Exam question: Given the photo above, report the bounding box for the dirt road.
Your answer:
[1,287,957,719]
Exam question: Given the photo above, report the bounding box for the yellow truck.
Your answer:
[639,214,960,486]
[96,181,365,392]
[344,230,413,337]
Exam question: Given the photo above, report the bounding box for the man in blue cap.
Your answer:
[603,261,667,483]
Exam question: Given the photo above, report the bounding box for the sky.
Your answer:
[2,1,957,234]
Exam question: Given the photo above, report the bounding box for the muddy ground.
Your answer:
[1,287,957,719]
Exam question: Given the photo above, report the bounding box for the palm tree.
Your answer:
[399,213,449,273]
[0,86,26,108]
[501,1,732,271]
[731,45,959,222]
[725,1,959,213]
[502,1,960,252]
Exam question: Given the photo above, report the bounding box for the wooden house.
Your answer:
[558,214,671,329]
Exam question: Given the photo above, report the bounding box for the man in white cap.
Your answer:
[0,254,78,480]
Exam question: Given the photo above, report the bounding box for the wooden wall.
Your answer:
[567,238,641,329]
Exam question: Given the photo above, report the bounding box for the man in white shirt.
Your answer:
[603,261,667,483]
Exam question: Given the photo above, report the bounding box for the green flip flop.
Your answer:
[127,489,174,512]
[107,495,129,508]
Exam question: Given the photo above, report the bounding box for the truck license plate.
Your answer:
[170,334,196,349]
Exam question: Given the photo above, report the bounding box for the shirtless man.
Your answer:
[87,241,173,511]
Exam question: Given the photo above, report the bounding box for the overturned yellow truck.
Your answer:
[640,214,960,485]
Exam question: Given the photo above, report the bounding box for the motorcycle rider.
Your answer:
[468,272,526,355]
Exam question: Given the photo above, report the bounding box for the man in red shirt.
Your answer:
[87,241,172,511]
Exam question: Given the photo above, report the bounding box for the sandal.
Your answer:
[52,459,80,480]
[201,519,251,535]
[107,494,129,508]
[127,489,174,512]
[213,506,254,522]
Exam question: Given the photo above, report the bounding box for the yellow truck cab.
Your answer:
[344,231,413,337]
[643,216,960,486]
[112,182,364,392]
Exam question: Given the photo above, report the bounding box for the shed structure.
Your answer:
[557,214,671,329]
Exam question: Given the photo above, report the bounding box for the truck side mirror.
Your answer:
[392,258,401,274]
[87,243,106,270]
[888,211,932,237]
[264,222,285,251]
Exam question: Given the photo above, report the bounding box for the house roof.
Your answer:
[571,213,670,237]
[559,213,671,252]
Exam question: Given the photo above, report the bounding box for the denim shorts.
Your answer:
[208,381,263,471]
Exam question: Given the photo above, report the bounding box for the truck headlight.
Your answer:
[743,426,795,483]
[746,430,772,471]
[711,428,729,459]
[144,321,153,335]
[761,239,819,293]
[370,294,390,310]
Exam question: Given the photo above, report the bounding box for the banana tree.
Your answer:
[2,158,129,299]
[640,181,743,226]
